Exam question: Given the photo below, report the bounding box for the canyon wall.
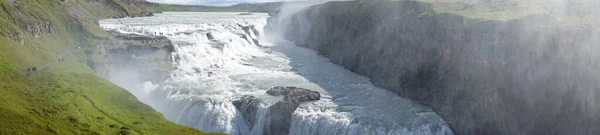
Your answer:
[279,1,600,135]
[88,31,174,83]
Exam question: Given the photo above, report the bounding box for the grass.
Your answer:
[0,58,212,135]
[238,12,254,15]
[160,4,247,12]
[415,0,544,20]
[330,0,599,25]
[347,0,543,20]
[0,0,219,134]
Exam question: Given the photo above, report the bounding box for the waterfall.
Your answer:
[99,12,453,135]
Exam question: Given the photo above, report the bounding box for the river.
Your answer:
[99,12,452,135]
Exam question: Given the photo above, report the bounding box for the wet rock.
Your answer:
[239,25,261,46]
[266,86,288,96]
[206,33,215,41]
[252,39,260,46]
[266,86,321,103]
[265,101,298,135]
[232,95,263,128]
[263,86,320,135]
[233,87,320,135]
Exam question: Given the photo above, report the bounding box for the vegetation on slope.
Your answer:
[159,2,282,16]
[351,0,600,22]
[0,0,217,134]
[160,4,246,12]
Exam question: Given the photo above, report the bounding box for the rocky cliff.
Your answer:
[278,1,600,135]
[89,31,174,83]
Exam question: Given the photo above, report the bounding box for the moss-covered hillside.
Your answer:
[0,0,217,134]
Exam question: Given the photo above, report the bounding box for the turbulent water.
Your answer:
[99,12,452,135]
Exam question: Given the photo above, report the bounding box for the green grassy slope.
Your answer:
[160,4,246,12]
[159,3,281,16]
[0,0,218,134]
[354,0,599,22]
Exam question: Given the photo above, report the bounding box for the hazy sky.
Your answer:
[147,0,292,6]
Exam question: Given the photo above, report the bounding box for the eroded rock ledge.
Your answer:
[233,86,321,135]
[87,31,174,83]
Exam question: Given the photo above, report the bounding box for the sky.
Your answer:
[146,0,294,6]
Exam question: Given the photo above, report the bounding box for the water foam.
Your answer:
[100,12,453,135]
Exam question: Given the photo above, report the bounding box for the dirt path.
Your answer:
[24,48,86,76]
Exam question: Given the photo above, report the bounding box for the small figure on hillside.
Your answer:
[27,67,31,73]
[33,67,37,72]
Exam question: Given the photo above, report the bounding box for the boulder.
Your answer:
[232,87,320,135]
[264,101,298,135]
[262,86,321,135]
[266,86,321,103]
[232,95,263,128]
[206,33,215,41]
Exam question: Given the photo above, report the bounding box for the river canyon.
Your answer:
[98,12,452,135]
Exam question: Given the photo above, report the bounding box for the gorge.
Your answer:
[4,0,597,134]
[92,0,600,134]
[97,12,452,135]
[276,1,600,135]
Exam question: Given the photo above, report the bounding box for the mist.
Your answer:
[273,0,600,134]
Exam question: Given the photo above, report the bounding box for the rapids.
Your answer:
[99,12,452,135]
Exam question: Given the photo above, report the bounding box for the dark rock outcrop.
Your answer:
[233,87,320,135]
[206,33,215,41]
[239,24,261,46]
[264,101,297,135]
[232,95,263,129]
[267,86,321,103]
[278,1,600,135]
[264,86,320,135]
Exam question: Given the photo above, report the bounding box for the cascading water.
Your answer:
[99,12,453,135]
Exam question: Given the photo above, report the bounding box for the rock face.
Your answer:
[278,1,600,135]
[267,86,321,103]
[88,31,174,83]
[239,24,261,46]
[265,87,320,135]
[233,87,320,135]
[264,101,297,135]
[232,95,263,129]
[206,33,215,41]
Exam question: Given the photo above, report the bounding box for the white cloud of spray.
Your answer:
[265,0,339,40]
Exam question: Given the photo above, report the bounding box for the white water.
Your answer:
[100,12,453,135]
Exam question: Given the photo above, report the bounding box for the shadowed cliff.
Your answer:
[277,1,600,134]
